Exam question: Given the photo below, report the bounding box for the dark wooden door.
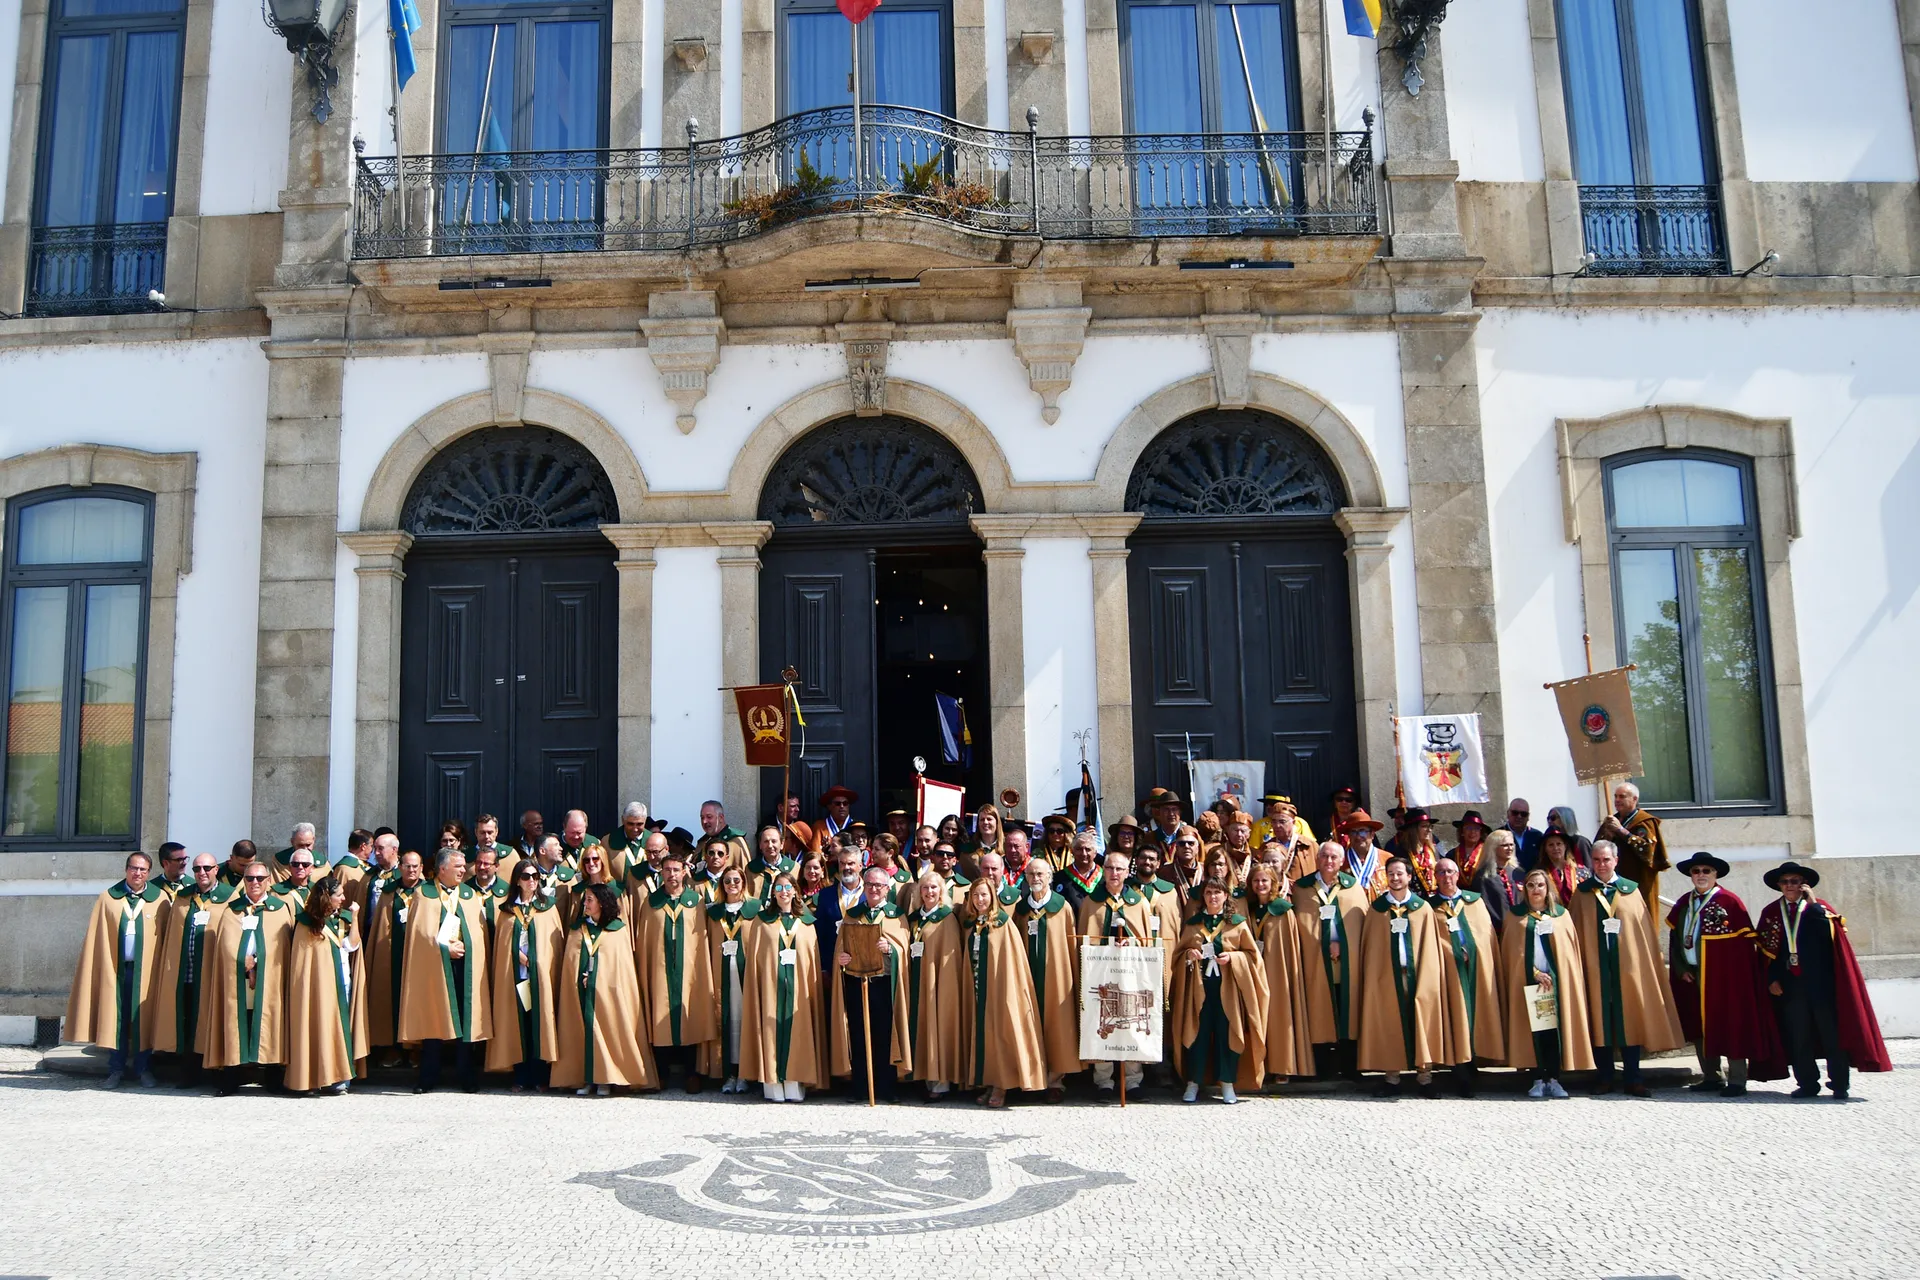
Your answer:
[399,536,617,851]
[1127,523,1356,816]
[758,539,875,823]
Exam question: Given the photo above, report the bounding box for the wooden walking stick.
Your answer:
[860,973,876,1108]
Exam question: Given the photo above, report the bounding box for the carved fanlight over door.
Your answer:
[1125,409,1345,519]
[759,416,982,528]
[402,427,618,536]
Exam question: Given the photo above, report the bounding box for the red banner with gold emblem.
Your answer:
[734,684,791,767]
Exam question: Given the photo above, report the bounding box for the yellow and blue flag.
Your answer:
[1343,0,1381,38]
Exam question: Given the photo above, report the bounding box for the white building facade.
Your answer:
[2,0,1917,1026]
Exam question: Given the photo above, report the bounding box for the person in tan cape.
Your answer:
[197,860,296,1095]
[903,871,962,1100]
[150,852,232,1086]
[398,848,493,1093]
[1356,855,1466,1097]
[1078,851,1156,1096]
[65,851,168,1088]
[740,872,830,1101]
[1571,839,1683,1097]
[1428,855,1505,1097]
[633,844,717,1092]
[1503,868,1595,1099]
[284,875,369,1095]
[1243,864,1313,1086]
[486,861,566,1091]
[742,825,797,901]
[365,848,423,1064]
[952,877,1047,1108]
[690,836,734,907]
[830,866,914,1102]
[554,883,656,1095]
[701,866,755,1092]
[264,822,318,885]
[1293,841,1369,1083]
[1014,857,1081,1101]
[1170,878,1268,1103]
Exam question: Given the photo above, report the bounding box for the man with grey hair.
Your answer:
[1596,780,1669,889]
[268,821,320,884]
[559,809,599,867]
[700,799,751,870]
[399,846,491,1093]
[604,801,650,882]
[1571,837,1683,1097]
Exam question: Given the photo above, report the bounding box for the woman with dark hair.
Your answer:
[438,820,469,853]
[553,882,655,1096]
[1540,827,1592,911]
[485,860,564,1092]
[936,813,965,850]
[796,854,829,899]
[953,877,1046,1109]
[1170,877,1268,1103]
[703,866,754,1093]
[284,874,366,1095]
[1243,864,1312,1087]
[740,871,829,1101]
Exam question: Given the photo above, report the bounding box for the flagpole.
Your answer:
[389,17,409,235]
[850,18,864,196]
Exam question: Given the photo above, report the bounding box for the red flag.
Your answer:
[837,0,881,22]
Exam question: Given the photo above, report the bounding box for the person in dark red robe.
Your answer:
[1666,852,1784,1096]
[1756,860,1891,1100]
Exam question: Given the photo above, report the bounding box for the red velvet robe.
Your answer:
[1756,897,1891,1073]
[1666,887,1785,1077]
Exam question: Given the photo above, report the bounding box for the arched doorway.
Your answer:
[757,415,991,828]
[1125,409,1358,815]
[397,427,619,852]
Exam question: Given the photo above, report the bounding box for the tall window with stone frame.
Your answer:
[1,489,152,848]
[1555,0,1725,275]
[1605,451,1780,813]
[28,0,185,316]
[434,0,610,251]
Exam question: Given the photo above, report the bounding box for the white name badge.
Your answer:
[396,907,408,923]
[1536,918,1555,936]
[1603,918,1623,936]
[1149,917,1161,935]
[779,949,798,967]
[1389,918,1409,935]
[910,941,925,959]
[192,910,209,928]
[1447,916,1462,933]
[1027,920,1039,937]
[240,916,259,932]
[1199,942,1216,959]
[721,940,739,958]
[1319,904,1337,921]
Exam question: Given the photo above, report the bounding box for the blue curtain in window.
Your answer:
[786,11,852,114]
[42,35,112,227]
[443,23,518,235]
[113,30,179,223]
[1558,0,1633,184]
[1213,3,1293,133]
[1129,6,1204,134]
[1630,0,1708,183]
[869,10,943,111]
[529,20,602,228]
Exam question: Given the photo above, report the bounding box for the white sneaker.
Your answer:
[1546,1080,1569,1099]
[596,1084,611,1097]
[1220,1085,1239,1105]
[1182,1082,1200,1103]
[1527,1079,1547,1099]
[576,1086,591,1097]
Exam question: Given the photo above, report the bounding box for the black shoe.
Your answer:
[1721,1082,1748,1097]
[1417,1081,1441,1100]
[412,1085,432,1095]
[1791,1084,1821,1099]
[1830,1088,1850,1100]
[1372,1081,1401,1098]
[1589,1080,1616,1096]
[1624,1083,1652,1098]
[1687,1077,1724,1092]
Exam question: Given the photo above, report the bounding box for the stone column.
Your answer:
[740,0,775,130]
[600,526,659,809]
[340,532,413,829]
[1334,507,1408,817]
[1084,0,1122,134]
[1082,514,1139,824]
[970,517,1029,815]
[711,521,774,826]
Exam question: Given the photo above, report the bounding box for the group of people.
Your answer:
[63,781,1891,1105]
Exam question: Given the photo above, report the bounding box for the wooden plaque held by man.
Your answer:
[840,917,890,978]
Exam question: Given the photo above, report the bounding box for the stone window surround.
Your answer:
[0,0,220,313]
[0,444,196,853]
[1556,402,1813,854]
[1524,0,1762,275]
[344,362,1407,832]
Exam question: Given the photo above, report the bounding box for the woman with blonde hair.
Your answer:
[1501,867,1593,1099]
[740,871,829,1101]
[1243,863,1312,1086]
[904,870,960,1101]
[954,877,1045,1108]
[553,882,655,1096]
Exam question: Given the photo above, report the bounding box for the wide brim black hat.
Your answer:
[1675,851,1732,878]
[1763,860,1820,890]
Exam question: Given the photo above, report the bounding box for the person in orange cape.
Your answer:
[952,876,1047,1108]
[1667,852,1785,1096]
[554,882,656,1095]
[1169,877,1267,1103]
[65,851,167,1088]
[486,860,565,1091]
[1756,860,1891,1099]
[1014,856,1082,1100]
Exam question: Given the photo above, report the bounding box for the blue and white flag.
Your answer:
[934,692,971,769]
[391,0,422,90]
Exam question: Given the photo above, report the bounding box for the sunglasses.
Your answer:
[290,861,314,869]
[243,874,269,883]
[1508,809,1529,817]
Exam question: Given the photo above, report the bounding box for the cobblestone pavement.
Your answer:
[1,1043,1916,1280]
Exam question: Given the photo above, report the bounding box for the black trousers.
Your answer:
[1778,990,1851,1092]
[418,1039,478,1091]
[511,1009,551,1089]
[843,973,897,1101]
[1312,1040,1358,1081]
[1531,1029,1562,1082]
[1593,1043,1643,1083]
[656,1043,700,1084]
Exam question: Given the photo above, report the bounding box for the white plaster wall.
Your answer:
[1322,0,1385,135]
[650,545,723,824]
[984,0,1008,132]
[1061,0,1089,137]
[1439,0,1544,182]
[0,0,19,207]
[1478,307,1920,856]
[1727,0,1919,183]
[0,339,268,853]
[1019,536,1096,812]
[351,0,397,158]
[198,0,293,215]
[337,354,491,527]
[325,538,358,858]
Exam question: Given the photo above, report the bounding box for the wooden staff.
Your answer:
[859,973,876,1108]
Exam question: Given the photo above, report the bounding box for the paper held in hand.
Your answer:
[1078,944,1164,1062]
[1523,983,1559,1032]
[436,907,460,947]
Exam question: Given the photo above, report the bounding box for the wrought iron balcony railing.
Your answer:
[352,105,1376,259]
[1578,183,1728,276]
[26,221,169,316]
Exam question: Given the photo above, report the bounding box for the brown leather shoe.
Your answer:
[1624,1083,1652,1098]
[1045,1086,1065,1103]
[685,1073,706,1094]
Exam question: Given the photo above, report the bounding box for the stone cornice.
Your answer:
[600,521,774,551]
[969,512,1142,544]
